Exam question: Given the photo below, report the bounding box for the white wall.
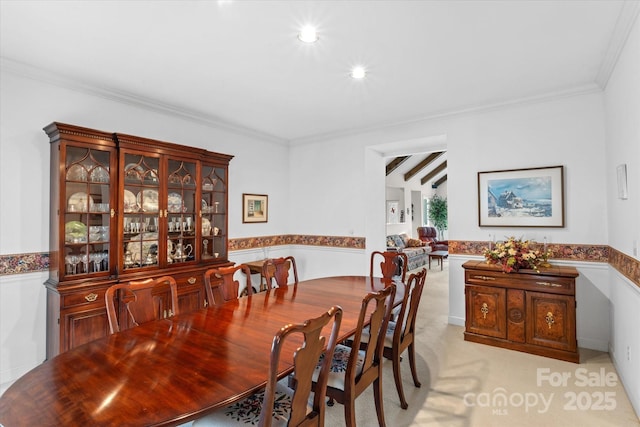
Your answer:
[603,14,640,417]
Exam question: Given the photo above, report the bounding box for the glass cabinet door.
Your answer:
[63,145,114,279]
[166,159,197,265]
[201,164,227,261]
[121,153,161,271]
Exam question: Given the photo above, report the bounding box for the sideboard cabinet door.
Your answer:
[526,291,577,352]
[465,285,506,339]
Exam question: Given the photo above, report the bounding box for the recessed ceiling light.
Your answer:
[350,66,367,79]
[298,25,319,43]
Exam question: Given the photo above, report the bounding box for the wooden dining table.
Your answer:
[0,275,401,426]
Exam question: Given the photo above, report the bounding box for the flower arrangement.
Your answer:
[483,236,551,273]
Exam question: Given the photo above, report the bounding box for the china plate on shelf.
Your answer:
[67,192,94,212]
[123,190,137,213]
[167,192,183,213]
[65,220,87,243]
[124,163,145,181]
[136,189,159,212]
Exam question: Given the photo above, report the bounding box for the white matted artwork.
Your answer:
[617,164,628,200]
[478,165,565,227]
[386,200,399,224]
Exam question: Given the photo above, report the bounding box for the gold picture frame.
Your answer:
[242,193,268,223]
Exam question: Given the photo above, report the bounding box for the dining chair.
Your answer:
[204,264,254,306]
[312,284,396,427]
[262,256,299,289]
[192,305,343,427]
[370,250,408,283]
[359,268,427,409]
[105,275,179,334]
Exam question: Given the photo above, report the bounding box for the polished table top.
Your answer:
[0,275,400,426]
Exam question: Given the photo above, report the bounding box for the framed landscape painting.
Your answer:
[478,165,564,227]
[242,193,268,223]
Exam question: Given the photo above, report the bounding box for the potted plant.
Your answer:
[428,195,448,241]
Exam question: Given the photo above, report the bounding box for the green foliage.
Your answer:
[428,195,448,237]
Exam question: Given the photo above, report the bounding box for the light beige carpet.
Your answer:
[322,263,640,427]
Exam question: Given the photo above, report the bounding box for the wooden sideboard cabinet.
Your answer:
[462,260,579,363]
[44,123,233,358]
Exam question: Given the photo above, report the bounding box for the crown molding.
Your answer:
[1,57,289,146]
[595,0,640,89]
[290,83,602,146]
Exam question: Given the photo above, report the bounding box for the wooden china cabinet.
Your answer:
[462,260,579,363]
[44,123,233,358]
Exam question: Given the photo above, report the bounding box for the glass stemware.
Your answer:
[101,252,109,271]
[79,254,89,274]
[90,253,102,272]
[66,255,80,275]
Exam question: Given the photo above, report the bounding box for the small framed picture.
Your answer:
[617,164,628,200]
[386,200,399,224]
[242,193,268,223]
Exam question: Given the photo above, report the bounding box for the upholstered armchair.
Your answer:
[417,226,448,252]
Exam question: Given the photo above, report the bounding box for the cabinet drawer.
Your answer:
[172,271,205,288]
[465,270,574,295]
[62,288,108,308]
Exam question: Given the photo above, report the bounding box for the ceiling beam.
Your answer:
[433,174,448,188]
[420,161,447,185]
[404,152,444,181]
[385,156,410,176]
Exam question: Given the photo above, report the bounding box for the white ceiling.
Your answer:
[1,1,637,145]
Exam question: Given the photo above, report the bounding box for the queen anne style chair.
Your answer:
[370,250,408,282]
[204,264,254,307]
[312,285,396,427]
[105,275,179,334]
[262,256,299,289]
[192,305,343,427]
[359,268,427,409]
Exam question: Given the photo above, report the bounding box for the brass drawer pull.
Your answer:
[536,281,562,288]
[472,275,495,281]
[187,277,197,284]
[84,293,98,302]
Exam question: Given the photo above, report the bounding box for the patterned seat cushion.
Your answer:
[312,344,365,391]
[192,380,297,426]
